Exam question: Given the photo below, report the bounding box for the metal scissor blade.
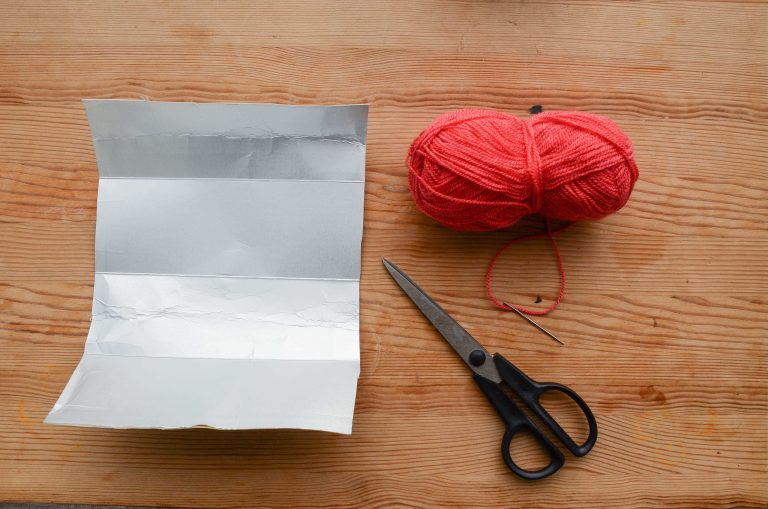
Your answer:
[382,258,501,383]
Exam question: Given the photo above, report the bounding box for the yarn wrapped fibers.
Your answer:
[407,109,639,231]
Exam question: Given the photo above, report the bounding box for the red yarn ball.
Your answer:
[407,109,639,231]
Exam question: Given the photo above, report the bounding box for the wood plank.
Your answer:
[1,109,767,234]
[1,220,766,293]
[0,0,765,507]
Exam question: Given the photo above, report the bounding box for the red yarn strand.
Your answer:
[485,219,572,316]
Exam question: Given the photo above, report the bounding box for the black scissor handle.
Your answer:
[474,373,564,480]
[493,354,598,457]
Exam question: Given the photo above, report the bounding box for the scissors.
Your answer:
[383,258,597,480]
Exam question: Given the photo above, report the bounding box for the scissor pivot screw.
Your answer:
[469,350,486,366]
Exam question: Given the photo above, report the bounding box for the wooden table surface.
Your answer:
[1,1,766,508]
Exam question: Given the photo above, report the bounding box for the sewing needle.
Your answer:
[503,302,565,346]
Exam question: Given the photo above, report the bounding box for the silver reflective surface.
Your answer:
[47,100,368,433]
[95,178,364,279]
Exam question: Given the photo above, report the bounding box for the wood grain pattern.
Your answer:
[1,1,766,507]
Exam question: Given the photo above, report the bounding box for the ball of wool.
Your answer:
[407,109,639,231]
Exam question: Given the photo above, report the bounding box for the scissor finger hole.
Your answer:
[507,429,553,472]
[539,389,590,445]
